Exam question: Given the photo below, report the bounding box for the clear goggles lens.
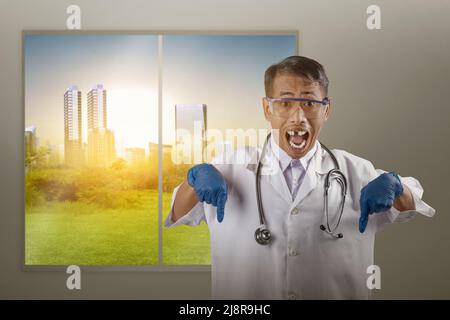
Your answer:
[268,98,329,119]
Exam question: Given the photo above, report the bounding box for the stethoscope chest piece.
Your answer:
[255,226,271,245]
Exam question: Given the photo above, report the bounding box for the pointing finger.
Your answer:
[359,197,370,233]
[216,192,227,223]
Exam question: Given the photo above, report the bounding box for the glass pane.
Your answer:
[25,35,159,265]
[162,35,297,264]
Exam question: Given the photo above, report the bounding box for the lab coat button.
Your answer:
[289,249,298,256]
[288,293,297,300]
[291,207,299,215]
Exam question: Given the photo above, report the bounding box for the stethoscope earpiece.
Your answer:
[320,224,344,239]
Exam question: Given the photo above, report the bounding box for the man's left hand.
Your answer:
[359,172,404,233]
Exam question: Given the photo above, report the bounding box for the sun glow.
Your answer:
[108,88,157,155]
[107,87,178,157]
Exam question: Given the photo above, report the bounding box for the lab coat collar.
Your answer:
[312,142,337,175]
[245,137,337,206]
[245,138,292,204]
[245,138,334,175]
[269,134,317,173]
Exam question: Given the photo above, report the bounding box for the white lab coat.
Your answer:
[165,140,435,300]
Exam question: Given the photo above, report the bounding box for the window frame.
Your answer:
[22,30,299,272]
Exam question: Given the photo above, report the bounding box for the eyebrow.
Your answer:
[279,90,318,98]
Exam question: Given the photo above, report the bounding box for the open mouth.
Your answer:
[285,129,309,151]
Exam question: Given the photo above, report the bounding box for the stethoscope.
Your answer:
[254,133,348,246]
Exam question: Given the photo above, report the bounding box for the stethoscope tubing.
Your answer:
[255,133,347,245]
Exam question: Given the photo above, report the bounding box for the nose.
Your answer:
[288,105,308,124]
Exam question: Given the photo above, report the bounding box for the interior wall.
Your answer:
[0,0,449,299]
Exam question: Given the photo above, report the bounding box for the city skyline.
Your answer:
[25,34,296,155]
[25,35,159,154]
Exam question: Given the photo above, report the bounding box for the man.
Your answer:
[165,56,435,299]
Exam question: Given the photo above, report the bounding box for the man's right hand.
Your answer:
[187,163,228,222]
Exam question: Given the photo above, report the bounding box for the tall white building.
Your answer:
[63,85,83,167]
[174,103,207,164]
[87,84,107,130]
[87,84,116,167]
[24,125,38,156]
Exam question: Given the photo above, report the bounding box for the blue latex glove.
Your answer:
[359,172,404,233]
[187,163,228,223]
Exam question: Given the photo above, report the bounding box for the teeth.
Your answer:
[286,129,308,150]
[287,130,307,136]
[289,139,306,149]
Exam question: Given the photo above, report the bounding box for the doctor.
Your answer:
[165,56,435,299]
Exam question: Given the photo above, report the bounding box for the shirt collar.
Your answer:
[270,133,318,172]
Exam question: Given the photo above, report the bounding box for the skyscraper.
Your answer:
[24,125,38,157]
[87,84,116,167]
[63,85,83,167]
[174,103,207,164]
[87,84,107,130]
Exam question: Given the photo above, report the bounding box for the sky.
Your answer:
[25,34,296,154]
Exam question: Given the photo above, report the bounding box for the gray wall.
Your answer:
[1,0,449,299]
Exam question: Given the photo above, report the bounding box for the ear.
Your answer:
[262,97,271,121]
[323,97,332,121]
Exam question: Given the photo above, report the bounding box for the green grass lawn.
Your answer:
[25,190,211,265]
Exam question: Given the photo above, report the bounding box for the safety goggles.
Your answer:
[266,97,329,119]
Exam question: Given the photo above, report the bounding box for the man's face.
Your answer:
[262,73,331,159]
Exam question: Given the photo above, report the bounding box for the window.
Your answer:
[24,32,297,266]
